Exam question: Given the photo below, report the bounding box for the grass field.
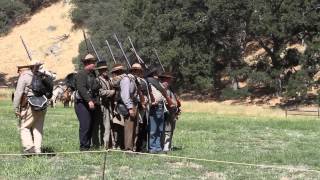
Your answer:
[1,98,320,179]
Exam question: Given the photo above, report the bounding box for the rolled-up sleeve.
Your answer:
[120,77,133,109]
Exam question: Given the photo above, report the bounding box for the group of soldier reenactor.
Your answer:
[74,53,181,153]
[13,51,181,154]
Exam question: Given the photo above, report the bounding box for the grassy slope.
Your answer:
[0,1,81,81]
[0,99,320,179]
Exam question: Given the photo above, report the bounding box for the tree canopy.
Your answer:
[71,0,320,102]
[0,0,60,35]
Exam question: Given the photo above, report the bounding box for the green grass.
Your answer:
[1,99,320,179]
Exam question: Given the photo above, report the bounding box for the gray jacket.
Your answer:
[97,76,115,107]
[119,75,137,109]
[13,70,34,112]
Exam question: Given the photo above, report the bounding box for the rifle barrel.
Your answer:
[113,33,131,68]
[128,36,145,65]
[105,40,117,63]
[88,38,102,62]
[20,36,32,61]
[82,29,90,53]
[153,48,165,72]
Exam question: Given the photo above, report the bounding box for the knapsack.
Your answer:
[31,71,54,99]
[65,73,76,91]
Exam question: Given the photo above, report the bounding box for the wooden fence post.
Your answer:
[285,107,287,118]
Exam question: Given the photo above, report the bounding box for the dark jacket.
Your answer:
[75,70,100,103]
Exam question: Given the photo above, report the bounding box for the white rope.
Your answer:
[0,150,106,156]
[1,149,319,173]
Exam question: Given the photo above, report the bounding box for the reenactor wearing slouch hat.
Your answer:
[74,53,101,151]
[146,68,166,153]
[129,63,149,152]
[159,72,181,152]
[111,63,138,151]
[95,61,116,150]
[13,60,47,154]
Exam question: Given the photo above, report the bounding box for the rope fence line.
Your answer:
[1,149,320,174]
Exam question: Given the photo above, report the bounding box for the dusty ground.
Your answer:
[0,1,82,81]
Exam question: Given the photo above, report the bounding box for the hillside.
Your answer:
[0,1,81,83]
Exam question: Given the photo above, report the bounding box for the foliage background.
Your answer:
[0,0,60,35]
[2,0,319,102]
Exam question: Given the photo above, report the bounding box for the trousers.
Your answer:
[75,101,99,150]
[20,105,46,153]
[124,114,138,151]
[163,112,177,151]
[149,103,164,152]
[91,106,104,148]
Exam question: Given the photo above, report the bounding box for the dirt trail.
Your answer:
[0,1,82,81]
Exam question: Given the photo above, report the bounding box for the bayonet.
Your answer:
[105,39,117,63]
[88,37,102,62]
[128,36,145,65]
[153,48,165,72]
[113,33,131,68]
[82,29,90,54]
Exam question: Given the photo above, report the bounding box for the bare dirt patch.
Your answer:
[201,171,226,180]
[168,161,203,170]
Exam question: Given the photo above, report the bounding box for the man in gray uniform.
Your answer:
[111,63,137,151]
[130,63,149,152]
[95,61,115,150]
[159,72,181,152]
[13,61,46,154]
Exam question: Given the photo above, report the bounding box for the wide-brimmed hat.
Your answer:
[130,63,143,71]
[17,59,43,69]
[95,61,108,70]
[158,72,175,79]
[81,53,96,62]
[145,67,160,77]
[111,63,126,73]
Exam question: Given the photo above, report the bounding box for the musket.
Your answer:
[128,37,142,63]
[88,37,102,62]
[128,36,150,70]
[113,33,131,68]
[153,49,180,113]
[20,36,32,61]
[114,35,147,124]
[19,36,33,120]
[105,39,117,63]
[82,29,90,54]
[153,48,165,72]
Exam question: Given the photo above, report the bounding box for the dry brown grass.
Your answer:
[0,88,286,117]
[0,88,13,100]
[182,100,285,118]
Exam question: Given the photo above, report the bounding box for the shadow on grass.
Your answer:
[171,146,183,151]
[41,146,57,157]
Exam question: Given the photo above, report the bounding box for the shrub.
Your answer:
[221,87,250,100]
[0,0,30,35]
